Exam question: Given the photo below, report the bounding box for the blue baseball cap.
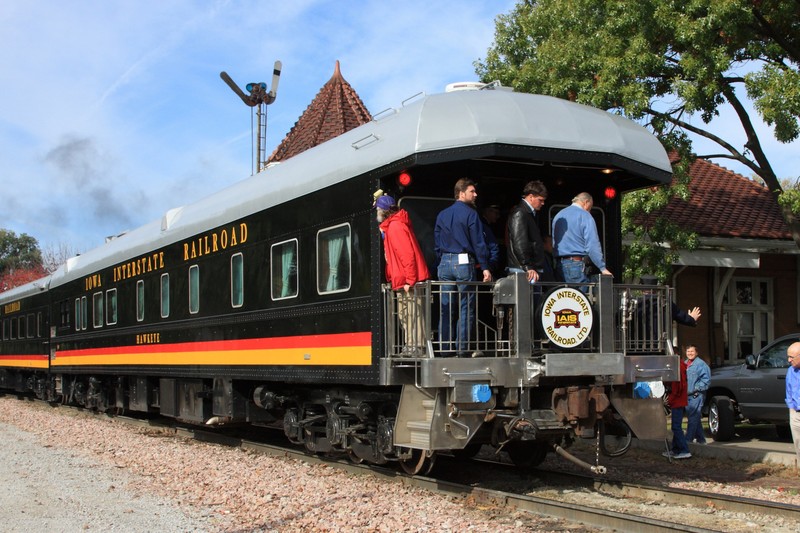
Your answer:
[375,195,396,210]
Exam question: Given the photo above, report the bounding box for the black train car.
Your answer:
[0,86,677,474]
[0,277,51,394]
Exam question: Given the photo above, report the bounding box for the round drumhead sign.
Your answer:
[540,287,594,348]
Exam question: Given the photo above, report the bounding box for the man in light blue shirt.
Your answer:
[552,192,612,290]
[785,342,800,462]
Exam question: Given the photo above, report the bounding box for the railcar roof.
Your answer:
[48,89,671,286]
[0,275,51,302]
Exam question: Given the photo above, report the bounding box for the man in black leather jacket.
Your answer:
[506,180,549,282]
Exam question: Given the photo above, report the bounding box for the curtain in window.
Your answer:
[326,233,346,291]
[281,244,295,297]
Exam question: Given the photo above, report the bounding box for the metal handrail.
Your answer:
[382,280,672,359]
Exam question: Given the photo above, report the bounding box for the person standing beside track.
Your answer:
[684,345,710,445]
[376,193,431,355]
[434,178,492,357]
[664,357,692,460]
[785,341,800,463]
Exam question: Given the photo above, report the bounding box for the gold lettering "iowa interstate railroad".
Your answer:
[183,223,248,261]
[109,251,166,285]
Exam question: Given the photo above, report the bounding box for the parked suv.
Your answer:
[705,333,800,441]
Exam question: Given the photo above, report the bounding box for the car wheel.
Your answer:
[708,396,736,442]
[775,424,793,441]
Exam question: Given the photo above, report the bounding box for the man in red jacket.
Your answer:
[376,194,431,355]
[663,358,692,459]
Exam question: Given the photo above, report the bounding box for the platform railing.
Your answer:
[613,284,673,355]
[383,281,510,358]
[382,279,673,359]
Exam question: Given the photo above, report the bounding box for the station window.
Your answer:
[317,224,351,294]
[93,292,104,328]
[271,239,298,300]
[160,273,170,318]
[26,314,35,338]
[136,280,145,322]
[231,253,244,308]
[106,288,118,325]
[189,265,199,314]
[10,318,16,340]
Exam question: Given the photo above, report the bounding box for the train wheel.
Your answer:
[506,442,548,469]
[598,415,632,457]
[451,440,483,460]
[347,449,364,464]
[399,448,436,475]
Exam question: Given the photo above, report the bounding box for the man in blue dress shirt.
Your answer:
[434,178,492,357]
[785,342,800,462]
[552,192,612,291]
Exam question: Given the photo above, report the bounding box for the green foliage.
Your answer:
[747,66,800,143]
[778,185,800,215]
[477,0,800,263]
[476,0,799,184]
[0,229,43,275]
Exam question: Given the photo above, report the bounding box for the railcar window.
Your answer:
[271,239,298,300]
[136,280,145,322]
[231,253,244,308]
[74,299,80,331]
[60,300,70,329]
[93,292,104,328]
[27,314,34,338]
[317,224,351,294]
[161,273,170,318]
[81,296,88,330]
[2,319,6,340]
[18,315,25,338]
[106,288,118,325]
[10,318,16,340]
[189,265,199,314]
[37,312,42,337]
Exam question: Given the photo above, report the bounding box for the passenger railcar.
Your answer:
[0,86,677,474]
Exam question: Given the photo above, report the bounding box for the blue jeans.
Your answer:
[506,267,543,310]
[686,393,706,443]
[670,406,690,454]
[557,258,590,293]
[438,253,476,354]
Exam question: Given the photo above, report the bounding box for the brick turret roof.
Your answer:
[642,155,791,240]
[267,61,372,163]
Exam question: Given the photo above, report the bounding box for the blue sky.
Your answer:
[1,1,797,253]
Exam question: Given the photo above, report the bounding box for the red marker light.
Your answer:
[604,186,617,201]
[398,172,412,187]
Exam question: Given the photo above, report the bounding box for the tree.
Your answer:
[476,0,800,264]
[0,229,46,292]
[41,242,80,274]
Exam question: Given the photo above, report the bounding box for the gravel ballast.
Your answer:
[0,418,211,532]
[0,397,584,532]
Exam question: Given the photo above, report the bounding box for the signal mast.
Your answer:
[220,60,282,174]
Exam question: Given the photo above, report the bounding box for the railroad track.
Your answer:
[22,398,800,532]
[170,422,798,533]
